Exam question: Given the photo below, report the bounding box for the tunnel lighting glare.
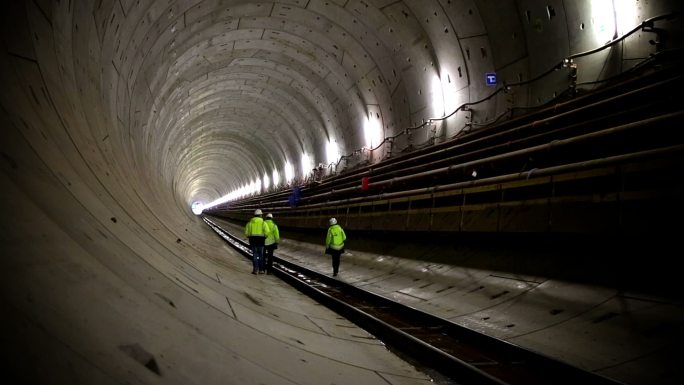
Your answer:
[432,74,445,117]
[272,169,280,187]
[614,0,637,36]
[191,201,204,215]
[284,161,295,183]
[301,152,314,177]
[263,173,270,190]
[203,193,232,210]
[441,72,460,115]
[326,140,340,165]
[202,179,269,210]
[591,0,617,44]
[363,114,383,149]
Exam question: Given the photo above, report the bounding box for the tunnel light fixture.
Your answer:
[284,161,295,183]
[441,71,460,116]
[204,178,265,210]
[203,193,231,210]
[272,169,280,187]
[326,140,340,165]
[263,173,270,190]
[614,0,636,37]
[431,74,445,117]
[364,114,383,149]
[590,0,617,45]
[301,152,314,178]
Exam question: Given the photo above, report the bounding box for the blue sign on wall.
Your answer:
[485,73,497,86]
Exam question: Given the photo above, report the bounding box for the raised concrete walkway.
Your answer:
[214,218,683,385]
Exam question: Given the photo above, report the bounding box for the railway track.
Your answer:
[204,217,624,385]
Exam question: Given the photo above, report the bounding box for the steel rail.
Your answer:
[203,217,626,385]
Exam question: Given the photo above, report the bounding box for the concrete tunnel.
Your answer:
[1,1,683,385]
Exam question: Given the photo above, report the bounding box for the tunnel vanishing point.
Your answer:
[2,1,684,385]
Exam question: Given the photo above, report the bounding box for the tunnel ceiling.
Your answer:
[12,0,671,226]
[78,0,502,214]
[29,0,668,229]
[3,2,682,383]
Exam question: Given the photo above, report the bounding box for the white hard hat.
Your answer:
[329,217,337,225]
[266,213,273,218]
[254,209,263,215]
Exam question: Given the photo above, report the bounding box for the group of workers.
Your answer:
[245,209,346,276]
[244,209,280,274]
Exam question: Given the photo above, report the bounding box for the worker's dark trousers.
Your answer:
[264,245,276,272]
[331,250,342,276]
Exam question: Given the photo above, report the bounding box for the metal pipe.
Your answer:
[300,111,683,203]
[218,76,682,213]
[311,76,683,193]
[229,144,684,214]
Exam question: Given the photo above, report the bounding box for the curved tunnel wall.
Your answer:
[1,1,681,384]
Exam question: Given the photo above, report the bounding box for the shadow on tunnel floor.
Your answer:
[208,215,681,301]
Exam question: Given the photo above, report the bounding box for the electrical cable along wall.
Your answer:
[205,60,684,236]
[2,2,684,385]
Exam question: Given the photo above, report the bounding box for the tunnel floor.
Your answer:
[211,217,684,385]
